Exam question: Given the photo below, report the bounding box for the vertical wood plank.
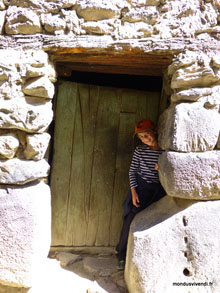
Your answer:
[109,112,135,245]
[136,91,148,123]
[120,89,137,113]
[66,84,100,246]
[86,86,120,246]
[136,91,160,124]
[145,91,160,123]
[51,81,78,245]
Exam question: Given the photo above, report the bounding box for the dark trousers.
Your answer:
[116,176,166,261]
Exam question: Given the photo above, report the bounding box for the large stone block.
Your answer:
[158,102,220,152]
[41,13,66,34]
[5,6,42,35]
[168,51,200,76]
[10,0,76,13]
[121,6,158,24]
[24,133,50,161]
[125,196,220,293]
[26,62,56,82]
[158,151,220,200]
[76,0,124,21]
[82,20,115,35]
[0,50,56,99]
[116,21,152,39]
[168,51,219,91]
[171,64,219,90]
[170,85,220,104]
[22,77,55,99]
[0,97,53,133]
[61,9,81,34]
[0,134,19,159]
[0,158,50,184]
[0,181,51,287]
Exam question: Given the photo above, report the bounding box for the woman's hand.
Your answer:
[131,188,140,208]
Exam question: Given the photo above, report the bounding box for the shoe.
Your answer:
[117,260,125,271]
[114,245,119,255]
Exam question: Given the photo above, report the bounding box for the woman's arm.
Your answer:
[131,187,140,208]
[129,148,140,189]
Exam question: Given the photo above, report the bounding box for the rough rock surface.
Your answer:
[83,256,117,277]
[9,0,77,14]
[5,6,42,35]
[0,2,220,293]
[158,151,220,200]
[0,97,53,133]
[121,6,158,24]
[0,158,50,184]
[55,252,81,267]
[0,251,128,292]
[41,13,66,34]
[24,133,50,161]
[125,196,220,293]
[0,133,19,159]
[0,1,5,10]
[52,251,128,293]
[0,11,5,33]
[0,50,56,98]
[82,20,115,35]
[22,76,55,99]
[170,85,220,104]
[0,181,51,287]
[158,102,220,152]
[0,49,54,291]
[0,0,219,43]
[76,1,123,21]
[171,64,220,90]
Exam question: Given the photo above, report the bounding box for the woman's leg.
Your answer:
[116,211,136,261]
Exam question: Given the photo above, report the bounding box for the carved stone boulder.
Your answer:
[0,181,51,287]
[125,196,220,293]
[158,151,220,200]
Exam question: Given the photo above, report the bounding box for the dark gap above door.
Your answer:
[59,70,162,92]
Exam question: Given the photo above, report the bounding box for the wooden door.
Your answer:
[51,80,160,247]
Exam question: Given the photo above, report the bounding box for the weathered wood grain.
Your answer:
[109,112,135,245]
[66,83,100,246]
[86,86,120,246]
[51,81,161,246]
[51,81,78,245]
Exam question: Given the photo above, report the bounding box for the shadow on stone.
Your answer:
[132,195,197,233]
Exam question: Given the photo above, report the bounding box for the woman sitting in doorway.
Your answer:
[116,119,166,270]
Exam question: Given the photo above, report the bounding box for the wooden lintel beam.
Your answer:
[56,63,165,76]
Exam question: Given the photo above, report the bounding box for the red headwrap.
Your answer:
[134,119,155,135]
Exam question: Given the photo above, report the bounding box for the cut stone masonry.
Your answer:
[0,1,220,292]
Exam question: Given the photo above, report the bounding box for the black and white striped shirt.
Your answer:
[129,144,163,188]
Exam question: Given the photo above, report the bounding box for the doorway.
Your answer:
[50,72,162,247]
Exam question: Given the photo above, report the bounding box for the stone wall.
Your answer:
[0,0,220,292]
[0,50,56,288]
[158,51,220,200]
[0,0,220,41]
[125,52,220,292]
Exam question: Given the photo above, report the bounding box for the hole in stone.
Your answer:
[182,216,188,226]
[184,237,188,244]
[183,268,191,276]
[184,251,187,258]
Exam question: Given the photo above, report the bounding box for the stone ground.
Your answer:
[0,251,128,293]
[50,251,128,293]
